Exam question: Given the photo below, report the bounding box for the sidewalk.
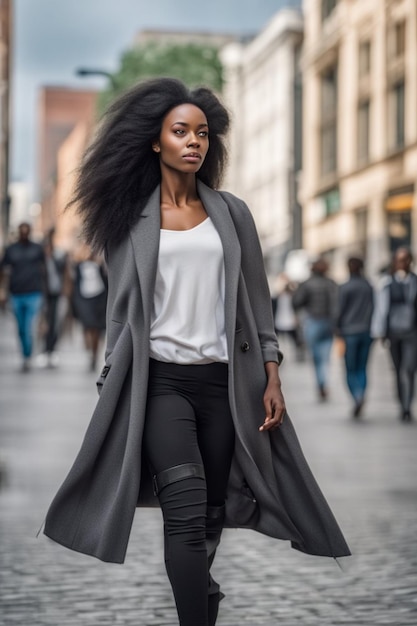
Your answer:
[0,310,416,625]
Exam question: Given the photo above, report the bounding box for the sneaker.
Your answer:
[318,385,328,401]
[35,353,49,368]
[401,410,412,422]
[353,399,364,418]
[21,358,31,373]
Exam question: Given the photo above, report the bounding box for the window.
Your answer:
[322,0,338,21]
[323,187,340,217]
[389,80,405,150]
[320,65,338,176]
[394,21,406,57]
[386,18,406,153]
[358,100,370,164]
[358,40,371,78]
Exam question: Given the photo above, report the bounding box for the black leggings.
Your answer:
[144,359,235,626]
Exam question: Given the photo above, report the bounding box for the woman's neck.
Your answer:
[160,171,199,207]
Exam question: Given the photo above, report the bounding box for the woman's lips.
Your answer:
[183,153,201,162]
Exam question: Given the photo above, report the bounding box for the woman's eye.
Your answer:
[198,131,208,137]
[174,129,185,135]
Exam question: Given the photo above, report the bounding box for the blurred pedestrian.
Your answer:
[70,244,107,371]
[43,78,350,626]
[292,257,338,400]
[372,247,417,422]
[336,257,374,418]
[271,273,304,361]
[0,222,45,372]
[37,228,70,368]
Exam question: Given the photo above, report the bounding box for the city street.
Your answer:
[0,309,416,626]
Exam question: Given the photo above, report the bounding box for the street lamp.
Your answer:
[75,68,117,90]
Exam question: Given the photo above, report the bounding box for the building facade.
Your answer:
[300,0,417,280]
[37,87,97,244]
[221,8,304,279]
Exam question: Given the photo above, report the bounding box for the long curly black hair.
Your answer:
[69,77,230,251]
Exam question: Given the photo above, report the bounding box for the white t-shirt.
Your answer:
[150,217,228,364]
[274,291,297,331]
[79,261,105,299]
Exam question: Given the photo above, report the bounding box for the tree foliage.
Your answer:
[98,41,224,114]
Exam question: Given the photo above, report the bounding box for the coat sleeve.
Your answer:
[221,192,283,365]
[292,281,308,311]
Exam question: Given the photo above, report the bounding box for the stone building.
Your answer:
[37,87,97,246]
[221,8,304,278]
[300,0,417,279]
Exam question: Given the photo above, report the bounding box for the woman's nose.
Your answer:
[187,134,200,147]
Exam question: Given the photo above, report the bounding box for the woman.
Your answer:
[70,244,108,371]
[43,78,350,626]
[272,272,305,361]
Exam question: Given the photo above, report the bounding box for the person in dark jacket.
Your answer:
[336,257,374,418]
[292,257,338,400]
[372,247,417,422]
[37,228,70,368]
[0,222,45,371]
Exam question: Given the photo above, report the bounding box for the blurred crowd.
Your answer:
[1,222,416,423]
[0,223,107,373]
[272,247,417,422]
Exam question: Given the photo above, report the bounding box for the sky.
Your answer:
[12,0,301,201]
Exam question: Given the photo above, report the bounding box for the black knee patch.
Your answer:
[153,462,205,496]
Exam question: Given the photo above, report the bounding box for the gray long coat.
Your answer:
[44,182,350,563]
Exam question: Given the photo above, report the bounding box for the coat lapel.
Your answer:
[197,181,241,356]
[129,185,161,328]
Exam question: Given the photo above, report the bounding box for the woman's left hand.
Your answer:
[259,362,286,432]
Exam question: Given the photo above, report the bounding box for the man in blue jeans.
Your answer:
[292,257,339,401]
[337,257,374,418]
[0,223,45,371]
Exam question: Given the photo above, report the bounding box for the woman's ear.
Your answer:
[152,141,160,153]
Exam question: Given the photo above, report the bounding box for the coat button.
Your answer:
[240,341,250,352]
[101,365,110,378]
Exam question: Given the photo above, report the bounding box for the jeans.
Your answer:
[342,332,373,403]
[144,359,235,626]
[303,317,333,390]
[10,292,43,358]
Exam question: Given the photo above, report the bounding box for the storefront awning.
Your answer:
[385,193,414,212]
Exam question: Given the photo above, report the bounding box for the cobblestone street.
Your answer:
[1,310,416,625]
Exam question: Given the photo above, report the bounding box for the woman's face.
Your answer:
[153,103,209,175]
